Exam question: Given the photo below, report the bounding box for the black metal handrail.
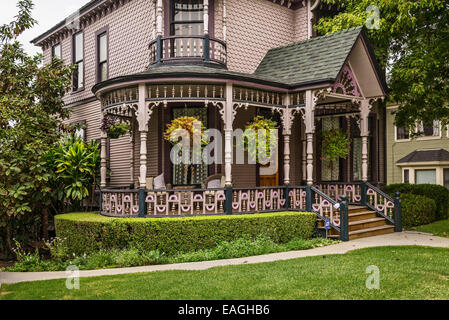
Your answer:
[149,35,227,66]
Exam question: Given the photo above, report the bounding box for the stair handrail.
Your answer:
[309,186,349,241]
[364,182,395,224]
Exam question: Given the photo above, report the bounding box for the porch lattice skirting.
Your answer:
[100,182,402,241]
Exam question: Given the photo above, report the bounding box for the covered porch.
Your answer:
[92,26,400,240]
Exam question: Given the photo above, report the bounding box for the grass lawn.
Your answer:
[413,219,449,238]
[1,246,449,300]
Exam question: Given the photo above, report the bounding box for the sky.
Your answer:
[1,0,92,56]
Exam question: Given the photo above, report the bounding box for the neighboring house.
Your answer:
[386,104,449,188]
[31,0,398,239]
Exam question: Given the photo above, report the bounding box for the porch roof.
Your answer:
[255,26,387,92]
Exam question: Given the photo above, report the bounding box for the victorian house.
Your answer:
[32,0,399,240]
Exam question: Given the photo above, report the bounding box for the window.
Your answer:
[52,44,61,58]
[396,126,409,140]
[97,32,108,82]
[403,169,409,183]
[171,0,204,36]
[73,32,84,91]
[444,169,449,189]
[415,169,436,185]
[419,120,440,137]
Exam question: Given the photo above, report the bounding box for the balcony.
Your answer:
[149,35,227,67]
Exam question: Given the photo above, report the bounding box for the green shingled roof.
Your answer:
[255,27,363,87]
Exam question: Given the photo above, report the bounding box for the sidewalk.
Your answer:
[2,231,449,285]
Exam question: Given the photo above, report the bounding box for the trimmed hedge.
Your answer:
[55,212,317,255]
[400,194,436,228]
[386,183,449,220]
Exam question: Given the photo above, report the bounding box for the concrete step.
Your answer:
[349,225,395,240]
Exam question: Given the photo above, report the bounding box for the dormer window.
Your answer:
[171,0,204,36]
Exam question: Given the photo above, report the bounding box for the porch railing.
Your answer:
[148,35,227,66]
[100,182,402,241]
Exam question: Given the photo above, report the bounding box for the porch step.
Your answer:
[317,206,395,240]
[348,211,378,222]
[348,217,386,231]
[349,225,394,240]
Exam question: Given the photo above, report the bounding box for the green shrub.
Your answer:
[386,183,449,220]
[55,212,317,255]
[5,236,336,272]
[400,193,436,228]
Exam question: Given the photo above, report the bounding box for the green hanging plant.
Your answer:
[108,123,131,139]
[239,115,278,163]
[321,129,352,169]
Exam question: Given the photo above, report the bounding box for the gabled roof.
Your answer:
[255,26,386,91]
[93,26,388,95]
[397,149,449,164]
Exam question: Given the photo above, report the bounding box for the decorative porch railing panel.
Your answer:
[310,186,342,232]
[230,187,282,213]
[315,182,362,203]
[289,187,307,211]
[365,182,395,223]
[101,189,140,216]
[144,188,226,216]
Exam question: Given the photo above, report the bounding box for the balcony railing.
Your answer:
[149,35,227,66]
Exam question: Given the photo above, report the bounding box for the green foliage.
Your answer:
[321,129,351,166]
[386,183,449,220]
[316,0,449,131]
[108,123,131,139]
[239,116,278,163]
[415,219,449,238]
[0,0,74,253]
[400,193,436,228]
[5,235,335,272]
[51,136,100,202]
[54,212,317,255]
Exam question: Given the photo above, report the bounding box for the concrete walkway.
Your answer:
[2,231,449,285]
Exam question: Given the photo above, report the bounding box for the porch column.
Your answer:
[129,121,135,186]
[203,0,209,35]
[137,84,150,189]
[156,0,163,37]
[360,99,372,182]
[224,82,233,186]
[100,130,108,188]
[282,94,292,185]
[304,90,316,186]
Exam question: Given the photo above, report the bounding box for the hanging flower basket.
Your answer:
[163,116,208,148]
[321,129,351,169]
[239,115,278,163]
[100,115,131,139]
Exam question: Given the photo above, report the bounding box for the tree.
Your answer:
[315,0,449,132]
[0,0,74,253]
